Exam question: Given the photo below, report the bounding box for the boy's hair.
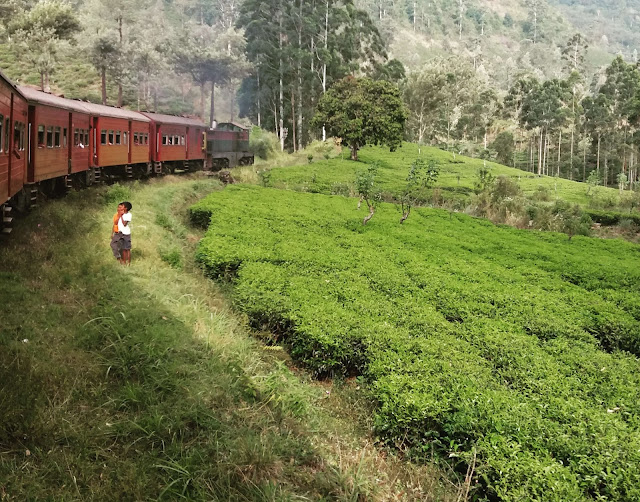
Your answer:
[122,201,133,211]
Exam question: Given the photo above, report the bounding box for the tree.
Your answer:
[312,76,407,161]
[491,131,515,166]
[561,33,588,74]
[399,158,439,223]
[355,162,380,225]
[9,0,81,89]
[90,36,121,105]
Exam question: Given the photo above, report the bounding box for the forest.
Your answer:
[1,0,639,187]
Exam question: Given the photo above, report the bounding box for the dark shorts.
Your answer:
[120,234,131,250]
[110,232,122,258]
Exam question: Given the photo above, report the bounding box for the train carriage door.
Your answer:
[68,112,72,173]
[92,117,99,165]
[27,104,35,182]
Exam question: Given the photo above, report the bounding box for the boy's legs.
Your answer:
[110,233,122,260]
[121,235,132,265]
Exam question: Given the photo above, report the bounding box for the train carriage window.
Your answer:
[173,135,179,145]
[47,126,54,148]
[14,122,24,151]
[54,126,61,147]
[108,130,114,145]
[123,131,128,145]
[74,129,79,147]
[115,131,121,145]
[181,135,185,146]
[101,130,107,145]
[84,130,89,147]
[63,128,67,147]
[145,133,149,145]
[162,135,168,145]
[0,114,4,152]
[38,125,45,147]
[133,132,139,145]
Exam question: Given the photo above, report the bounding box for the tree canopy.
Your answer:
[312,76,407,161]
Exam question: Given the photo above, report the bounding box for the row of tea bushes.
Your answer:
[266,143,622,207]
[192,185,640,500]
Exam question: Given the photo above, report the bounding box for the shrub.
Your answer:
[249,126,279,160]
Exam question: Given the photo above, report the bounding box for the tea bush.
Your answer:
[193,185,640,501]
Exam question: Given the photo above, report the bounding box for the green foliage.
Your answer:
[312,77,407,161]
[399,158,439,223]
[490,131,515,166]
[102,183,131,205]
[194,185,640,500]
[249,126,278,160]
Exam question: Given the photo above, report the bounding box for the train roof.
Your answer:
[214,122,249,131]
[18,85,91,114]
[0,69,24,97]
[140,112,206,127]
[80,101,150,122]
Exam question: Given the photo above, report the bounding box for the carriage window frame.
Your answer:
[0,114,3,152]
[38,125,45,148]
[115,130,121,145]
[54,126,61,148]
[101,129,107,145]
[47,126,54,148]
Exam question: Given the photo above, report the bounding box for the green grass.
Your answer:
[0,177,458,501]
[193,184,640,501]
[266,142,626,208]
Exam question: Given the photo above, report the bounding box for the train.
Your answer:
[0,69,253,234]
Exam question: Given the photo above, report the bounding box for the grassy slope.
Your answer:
[267,143,622,207]
[0,177,458,501]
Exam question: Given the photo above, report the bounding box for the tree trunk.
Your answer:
[537,129,543,175]
[279,0,285,152]
[351,144,358,161]
[200,84,205,121]
[256,67,261,128]
[557,130,561,177]
[291,91,296,152]
[596,133,601,177]
[363,203,375,225]
[101,68,107,105]
[322,0,329,142]
[210,81,215,127]
[570,127,574,180]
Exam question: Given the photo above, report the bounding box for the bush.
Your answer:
[249,126,279,160]
[102,184,131,205]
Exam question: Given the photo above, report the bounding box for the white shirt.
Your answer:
[118,212,132,235]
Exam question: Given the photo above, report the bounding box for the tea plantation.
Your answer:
[267,143,621,207]
[192,185,640,501]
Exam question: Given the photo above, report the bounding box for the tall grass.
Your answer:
[0,176,458,500]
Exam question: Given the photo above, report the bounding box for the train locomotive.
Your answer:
[0,69,253,234]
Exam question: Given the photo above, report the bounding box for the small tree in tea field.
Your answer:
[312,76,407,161]
[355,163,381,225]
[399,158,440,223]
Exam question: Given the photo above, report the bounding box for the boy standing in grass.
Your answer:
[118,201,132,265]
[110,203,124,260]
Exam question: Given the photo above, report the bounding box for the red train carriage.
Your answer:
[0,70,27,233]
[141,112,206,173]
[19,86,93,193]
[80,102,151,178]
